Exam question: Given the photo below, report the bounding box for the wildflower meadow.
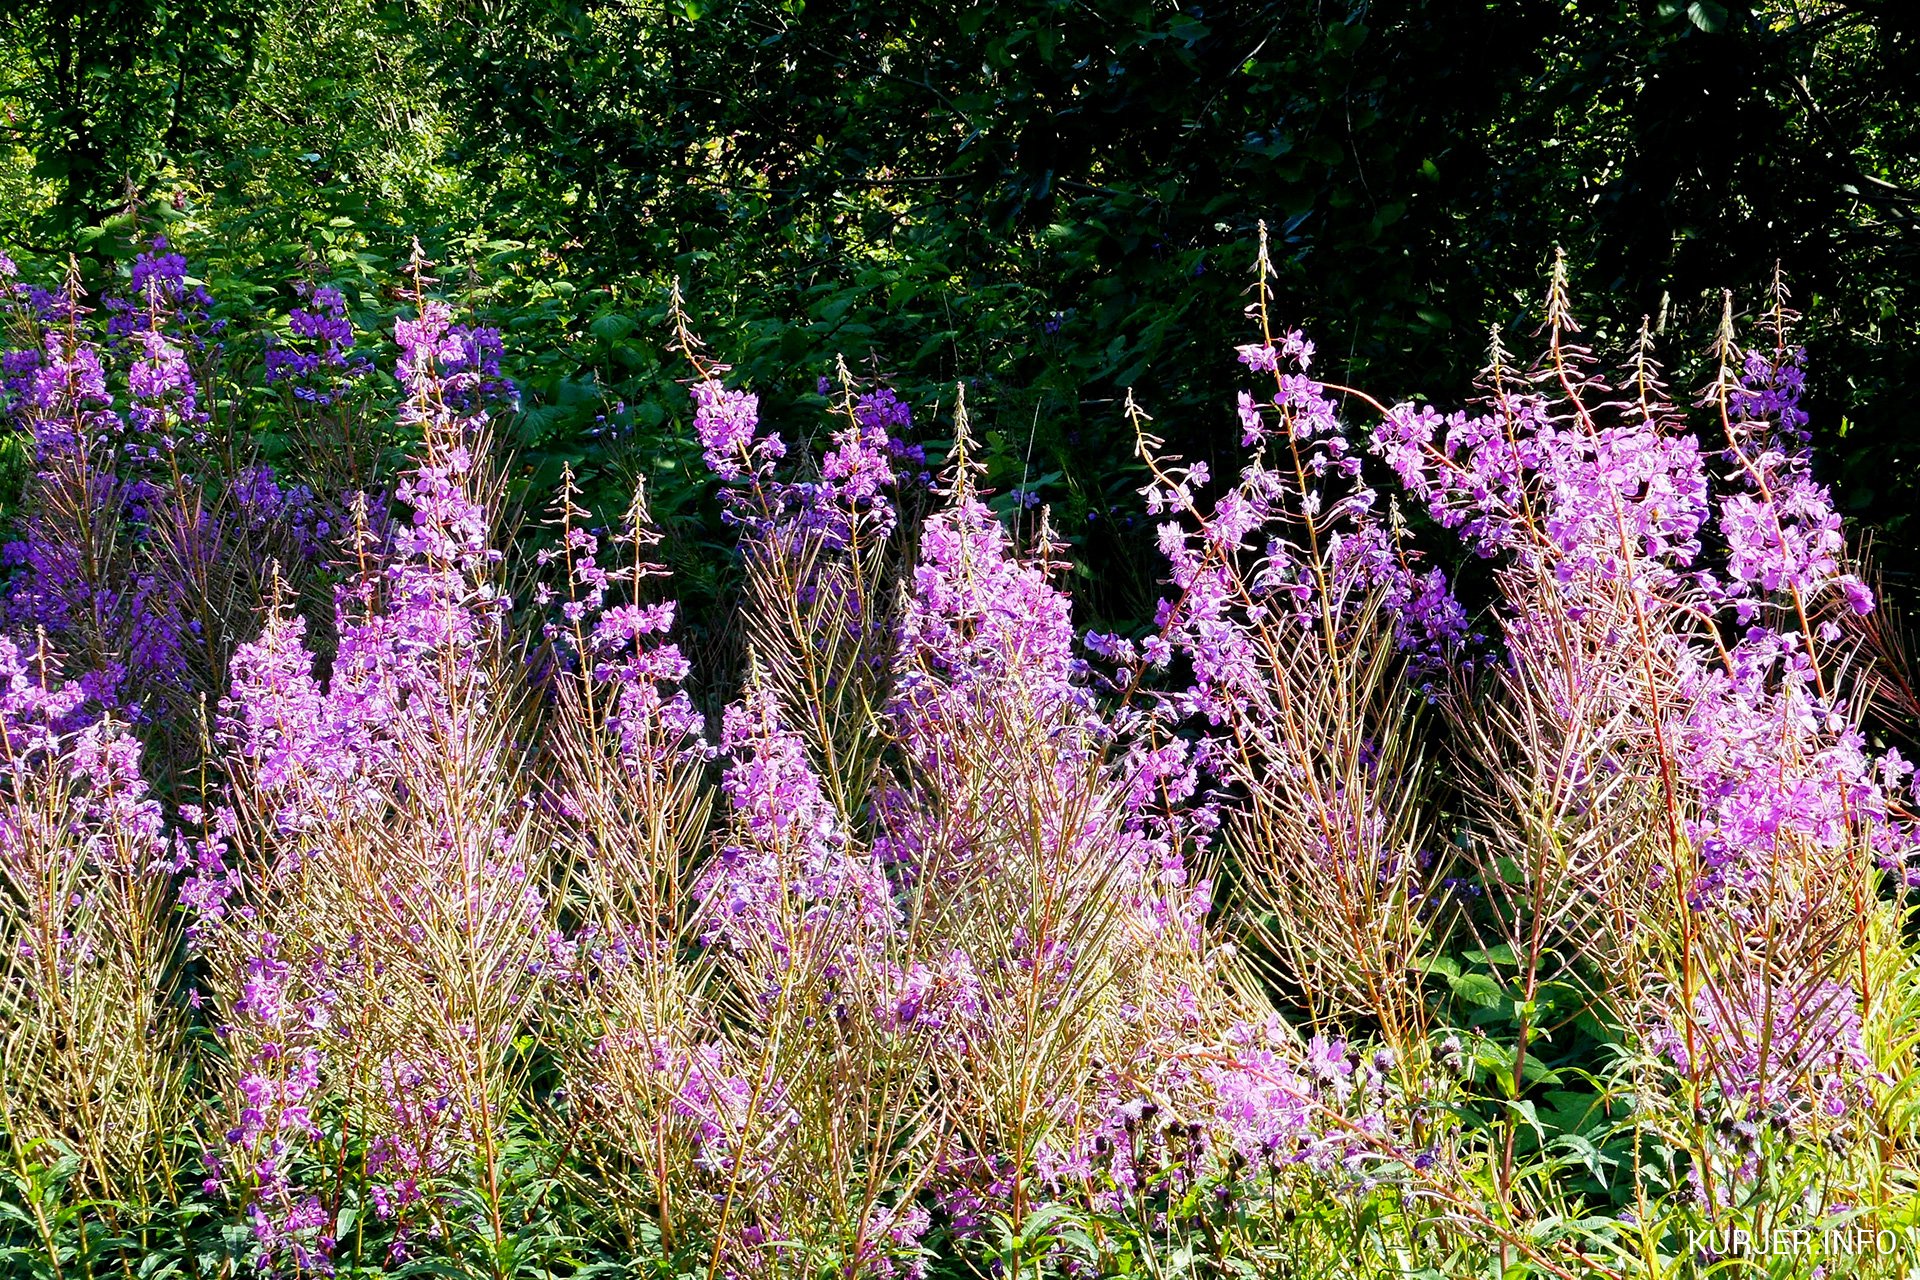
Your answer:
[0,213,1916,1280]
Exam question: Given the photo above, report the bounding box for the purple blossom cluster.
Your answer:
[1651,976,1875,1126]
[693,368,921,552]
[1361,298,1912,1149]
[2,236,1914,1275]
[696,684,896,971]
[265,283,371,406]
[206,927,334,1272]
[0,245,333,739]
[0,633,184,1208]
[546,363,1375,1269]
[1126,260,1913,1224]
[179,259,547,1275]
[1152,332,1470,718]
[533,480,704,766]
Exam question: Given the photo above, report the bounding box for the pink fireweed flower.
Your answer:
[696,686,896,971]
[693,377,776,482]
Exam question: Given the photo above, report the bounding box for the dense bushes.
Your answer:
[6,0,1919,610]
[1,232,1917,1277]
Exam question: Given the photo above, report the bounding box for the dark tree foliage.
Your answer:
[3,0,1915,610]
[0,0,263,229]
[418,0,1919,575]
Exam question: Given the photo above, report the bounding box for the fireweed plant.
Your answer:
[0,229,1918,1279]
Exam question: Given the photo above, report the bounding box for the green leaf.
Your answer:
[1687,0,1727,32]
[589,312,637,342]
[1450,972,1506,1008]
[1550,1132,1619,1187]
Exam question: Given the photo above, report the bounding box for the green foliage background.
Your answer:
[3,0,1916,621]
